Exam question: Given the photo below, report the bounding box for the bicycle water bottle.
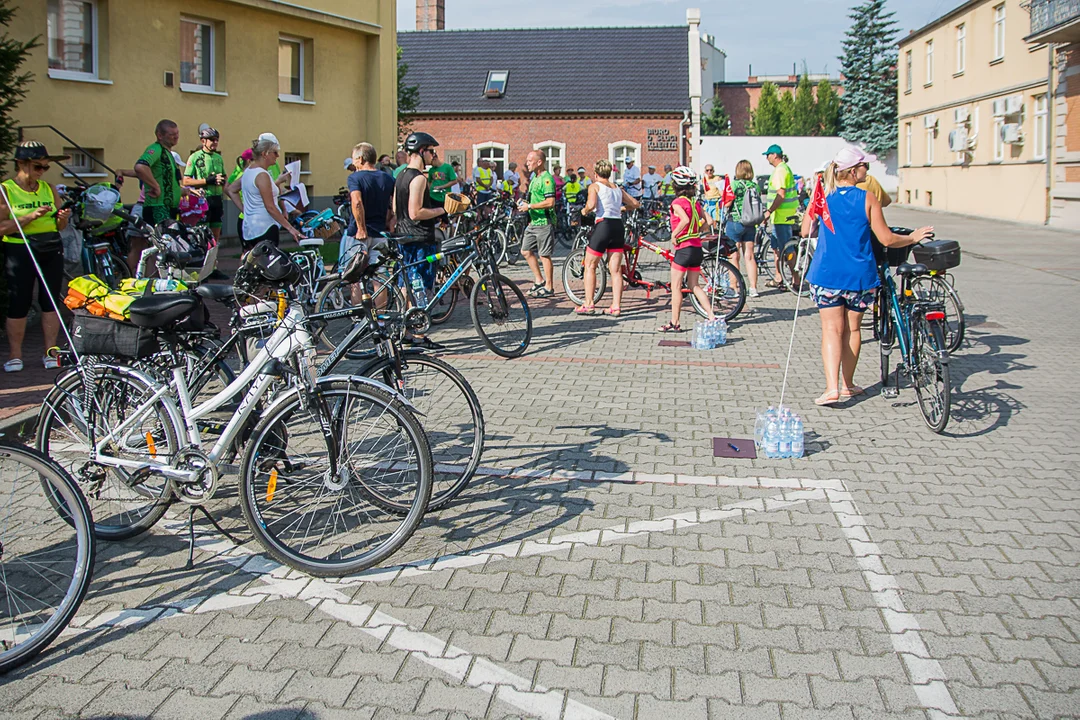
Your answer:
[407,266,429,309]
[765,412,781,459]
[791,415,805,459]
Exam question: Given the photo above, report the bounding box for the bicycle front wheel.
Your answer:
[470,273,532,358]
[779,239,813,297]
[911,316,951,433]
[239,380,433,576]
[0,441,95,673]
[911,275,965,353]
[693,257,746,322]
[561,248,607,306]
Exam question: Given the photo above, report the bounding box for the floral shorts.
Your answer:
[810,284,876,312]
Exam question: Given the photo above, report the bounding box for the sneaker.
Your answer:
[749,288,760,298]
[43,355,60,370]
[3,358,23,373]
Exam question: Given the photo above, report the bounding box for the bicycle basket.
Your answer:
[71,310,159,358]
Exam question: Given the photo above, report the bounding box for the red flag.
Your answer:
[807,177,834,233]
[721,175,735,206]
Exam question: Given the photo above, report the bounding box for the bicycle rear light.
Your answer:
[925,310,945,321]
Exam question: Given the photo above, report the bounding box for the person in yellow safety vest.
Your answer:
[660,164,677,206]
[473,158,495,203]
[763,143,799,288]
[502,161,520,197]
[564,171,582,206]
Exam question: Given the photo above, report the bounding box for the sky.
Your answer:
[398,0,962,80]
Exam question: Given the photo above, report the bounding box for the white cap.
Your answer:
[833,146,868,171]
[258,132,280,146]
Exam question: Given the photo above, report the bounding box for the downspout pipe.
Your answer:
[1046,43,1054,224]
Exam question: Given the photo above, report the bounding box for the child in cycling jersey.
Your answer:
[660,166,716,333]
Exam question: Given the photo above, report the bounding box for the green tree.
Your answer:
[816,79,842,135]
[791,75,819,136]
[397,46,420,142]
[838,0,899,154]
[778,89,795,136]
[701,98,731,135]
[750,82,783,136]
[0,0,40,161]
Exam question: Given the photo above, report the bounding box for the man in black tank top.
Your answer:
[392,132,447,350]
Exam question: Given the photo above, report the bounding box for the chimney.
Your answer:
[416,0,445,31]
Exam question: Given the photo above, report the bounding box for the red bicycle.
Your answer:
[561,211,747,322]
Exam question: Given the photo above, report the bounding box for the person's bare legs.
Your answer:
[739,240,758,294]
[41,312,60,356]
[669,266,687,327]
[540,255,554,292]
[608,252,624,310]
[582,252,600,308]
[840,307,865,394]
[522,250,544,287]
[686,269,716,320]
[818,306,845,402]
[5,317,26,362]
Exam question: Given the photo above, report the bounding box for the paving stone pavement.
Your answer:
[3,207,1078,719]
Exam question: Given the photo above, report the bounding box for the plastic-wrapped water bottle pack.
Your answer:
[754,406,805,459]
[693,318,727,349]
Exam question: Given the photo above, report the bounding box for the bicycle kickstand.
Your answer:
[185,505,246,569]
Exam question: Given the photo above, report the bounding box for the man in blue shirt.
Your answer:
[344,142,395,264]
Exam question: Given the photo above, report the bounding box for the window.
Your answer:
[473,142,508,177]
[993,117,1005,161]
[925,40,934,85]
[905,123,912,166]
[993,4,1006,61]
[180,18,214,90]
[905,50,912,93]
[608,142,640,173]
[926,126,935,165]
[278,36,312,102]
[926,191,932,207]
[533,141,565,173]
[1033,94,1048,160]
[956,24,966,74]
[484,71,508,98]
[283,152,311,176]
[60,146,105,176]
[47,0,96,78]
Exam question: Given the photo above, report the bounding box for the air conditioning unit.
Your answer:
[1005,95,1024,116]
[923,114,938,129]
[948,128,970,153]
[1001,123,1024,144]
[992,98,1007,117]
[953,107,970,124]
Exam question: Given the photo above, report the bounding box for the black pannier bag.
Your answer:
[912,239,961,272]
[71,310,159,359]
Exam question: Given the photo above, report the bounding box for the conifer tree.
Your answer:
[0,0,39,160]
[791,75,819,136]
[778,90,796,136]
[838,0,898,154]
[816,79,842,135]
[751,82,784,136]
[701,98,731,135]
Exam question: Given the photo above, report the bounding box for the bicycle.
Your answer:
[0,438,95,673]
[38,255,434,576]
[876,236,955,433]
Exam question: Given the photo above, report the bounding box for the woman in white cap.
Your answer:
[235,133,301,250]
[801,146,932,406]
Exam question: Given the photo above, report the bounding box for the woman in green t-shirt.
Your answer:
[724,160,760,298]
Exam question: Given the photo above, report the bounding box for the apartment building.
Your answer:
[9,0,398,233]
[897,0,1053,223]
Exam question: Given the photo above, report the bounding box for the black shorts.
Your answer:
[142,204,177,226]
[672,245,703,272]
[206,195,224,228]
[586,219,625,257]
[242,225,280,252]
[3,242,64,318]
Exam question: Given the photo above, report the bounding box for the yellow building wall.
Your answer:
[8,0,397,207]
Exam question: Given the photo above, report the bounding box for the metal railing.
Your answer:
[1029,0,1080,36]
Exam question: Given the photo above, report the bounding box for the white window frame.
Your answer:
[60,147,107,177]
[926,126,934,165]
[905,50,912,92]
[472,141,508,177]
[532,141,566,174]
[484,70,508,97]
[278,36,304,102]
[956,24,966,74]
[993,4,1006,62]
[993,117,1005,161]
[47,0,99,81]
[608,141,641,173]
[905,122,912,166]
[1033,94,1047,161]
[925,40,934,85]
[179,17,215,92]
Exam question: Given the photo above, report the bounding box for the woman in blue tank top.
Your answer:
[801,147,932,406]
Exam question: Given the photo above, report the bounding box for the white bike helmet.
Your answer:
[670,166,697,187]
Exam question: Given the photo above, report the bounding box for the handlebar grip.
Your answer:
[113,207,140,224]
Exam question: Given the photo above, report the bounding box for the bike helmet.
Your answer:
[670,166,697,187]
[240,240,300,287]
[403,131,439,153]
[199,126,220,140]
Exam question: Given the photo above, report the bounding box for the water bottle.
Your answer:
[408,267,429,309]
[704,320,715,349]
[764,411,780,459]
[754,410,766,451]
[778,410,792,458]
[717,318,728,346]
[791,415,805,459]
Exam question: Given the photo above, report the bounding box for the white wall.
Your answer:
[700,36,725,112]
[696,136,899,193]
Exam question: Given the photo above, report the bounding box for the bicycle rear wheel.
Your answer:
[911,274,965,353]
[427,266,460,326]
[911,316,951,433]
[470,273,532,358]
[692,257,746,322]
[779,239,813,297]
[0,441,95,674]
[239,379,433,576]
[561,248,607,306]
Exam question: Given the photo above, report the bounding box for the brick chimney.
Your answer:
[416,0,445,31]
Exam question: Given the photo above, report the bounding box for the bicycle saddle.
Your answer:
[194,284,235,302]
[440,237,471,254]
[299,237,324,247]
[128,294,199,328]
[895,262,930,277]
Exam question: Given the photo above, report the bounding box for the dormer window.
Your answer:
[484,71,508,98]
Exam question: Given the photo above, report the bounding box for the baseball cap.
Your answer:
[343,157,355,171]
[763,144,784,157]
[625,157,635,163]
[648,164,656,169]
[258,132,280,146]
[833,146,869,171]
[577,167,586,172]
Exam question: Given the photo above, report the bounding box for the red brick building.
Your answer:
[713,74,844,135]
[398,26,696,181]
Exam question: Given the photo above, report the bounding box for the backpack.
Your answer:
[739,182,765,226]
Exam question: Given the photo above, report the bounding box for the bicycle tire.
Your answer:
[313,276,358,352]
[469,273,532,358]
[561,248,608,306]
[911,275,965,353]
[359,353,484,511]
[239,380,433,576]
[779,239,813,297]
[0,441,95,674]
[428,267,459,325]
[877,288,893,386]
[912,316,951,433]
[37,366,178,541]
[692,257,746,322]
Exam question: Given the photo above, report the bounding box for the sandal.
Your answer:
[814,391,842,406]
[531,286,554,298]
[574,305,597,315]
[840,385,865,398]
[603,307,621,317]
[765,279,783,289]
[657,322,682,333]
[3,358,23,373]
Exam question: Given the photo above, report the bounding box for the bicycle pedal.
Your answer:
[882,386,900,399]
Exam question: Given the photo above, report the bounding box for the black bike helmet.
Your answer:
[240,240,300,287]
[403,132,439,153]
[199,126,220,140]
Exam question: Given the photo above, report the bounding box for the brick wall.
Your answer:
[407,114,685,177]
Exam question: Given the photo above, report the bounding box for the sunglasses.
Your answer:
[855,162,869,170]
[31,163,50,171]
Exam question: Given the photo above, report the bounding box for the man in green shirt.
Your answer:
[134,119,182,225]
[428,153,457,203]
[763,143,798,286]
[517,150,556,297]
[183,125,227,239]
